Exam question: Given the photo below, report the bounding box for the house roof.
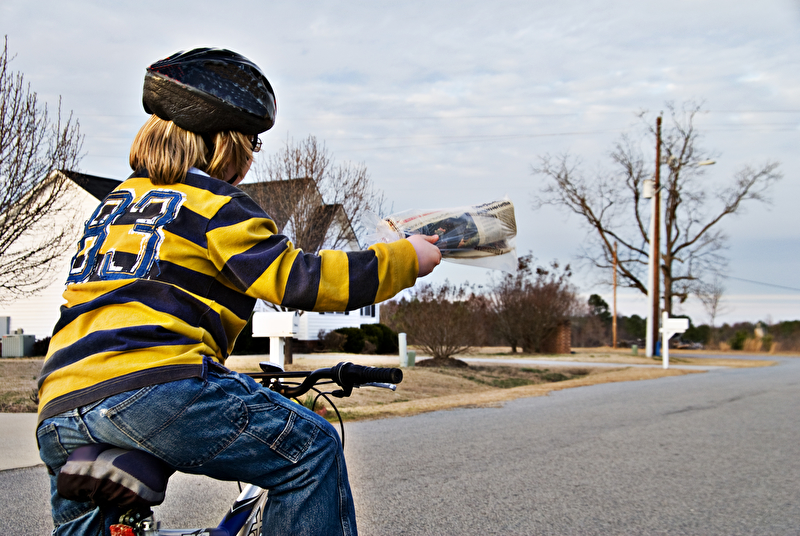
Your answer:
[61,170,121,201]
[238,179,321,230]
[239,179,359,251]
[57,172,359,251]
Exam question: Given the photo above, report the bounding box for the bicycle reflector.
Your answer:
[110,525,136,536]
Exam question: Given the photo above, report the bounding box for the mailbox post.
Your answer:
[660,312,689,369]
[251,311,299,369]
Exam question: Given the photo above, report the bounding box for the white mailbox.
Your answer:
[252,311,298,338]
[659,312,689,370]
[663,317,689,332]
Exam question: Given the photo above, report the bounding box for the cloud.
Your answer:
[1,0,798,314]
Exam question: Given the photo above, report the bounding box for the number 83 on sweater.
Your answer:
[67,189,185,283]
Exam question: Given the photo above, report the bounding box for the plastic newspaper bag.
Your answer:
[363,198,518,273]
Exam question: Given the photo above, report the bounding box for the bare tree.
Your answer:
[517,261,579,353]
[533,101,781,315]
[485,254,579,353]
[484,255,531,353]
[0,37,83,302]
[382,281,485,360]
[246,134,386,253]
[695,274,731,330]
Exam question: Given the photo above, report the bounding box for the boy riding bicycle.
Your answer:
[36,48,441,536]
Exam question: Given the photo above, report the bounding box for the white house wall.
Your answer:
[0,184,99,340]
[297,307,380,340]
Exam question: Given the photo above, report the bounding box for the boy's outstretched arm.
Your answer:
[208,196,444,311]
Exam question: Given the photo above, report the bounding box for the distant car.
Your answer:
[673,339,703,350]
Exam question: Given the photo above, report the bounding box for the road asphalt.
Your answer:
[0,412,39,471]
[0,354,737,473]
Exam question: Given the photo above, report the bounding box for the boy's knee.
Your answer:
[313,417,343,453]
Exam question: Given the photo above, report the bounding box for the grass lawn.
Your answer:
[2,349,775,418]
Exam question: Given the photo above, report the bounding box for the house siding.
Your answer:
[0,183,99,340]
[298,305,380,340]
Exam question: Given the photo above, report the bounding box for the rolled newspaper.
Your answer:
[364,198,518,273]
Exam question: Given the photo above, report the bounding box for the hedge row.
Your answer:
[333,324,399,354]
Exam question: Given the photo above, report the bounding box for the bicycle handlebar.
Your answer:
[334,362,403,385]
[247,362,403,399]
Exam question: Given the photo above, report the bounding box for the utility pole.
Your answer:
[613,241,618,349]
[651,116,662,357]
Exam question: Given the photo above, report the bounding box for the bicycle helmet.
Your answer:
[143,48,276,135]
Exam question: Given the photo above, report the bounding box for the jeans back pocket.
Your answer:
[105,379,248,468]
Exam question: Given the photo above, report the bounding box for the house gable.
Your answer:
[238,178,360,252]
[60,170,121,201]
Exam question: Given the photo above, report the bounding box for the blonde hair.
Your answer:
[130,115,253,185]
[205,130,252,183]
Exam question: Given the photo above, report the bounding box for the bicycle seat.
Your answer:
[57,443,174,508]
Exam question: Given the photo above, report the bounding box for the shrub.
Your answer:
[318,330,347,352]
[33,337,51,356]
[729,330,748,351]
[324,325,399,355]
[486,255,578,353]
[334,327,365,354]
[232,315,269,355]
[362,340,377,355]
[360,323,399,354]
[683,324,710,345]
[383,281,485,359]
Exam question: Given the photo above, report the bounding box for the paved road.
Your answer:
[3,354,798,535]
[348,354,800,535]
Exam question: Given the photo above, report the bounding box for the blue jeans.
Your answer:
[37,369,357,536]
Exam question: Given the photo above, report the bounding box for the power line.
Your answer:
[288,109,800,122]
[727,276,800,293]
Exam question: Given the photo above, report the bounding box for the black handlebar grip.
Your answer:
[338,363,403,385]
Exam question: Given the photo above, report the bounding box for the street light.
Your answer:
[643,119,715,358]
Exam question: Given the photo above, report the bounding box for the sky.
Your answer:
[1,0,799,326]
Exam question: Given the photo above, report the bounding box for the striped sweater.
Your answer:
[37,170,417,422]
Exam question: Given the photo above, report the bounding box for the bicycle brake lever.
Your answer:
[358,383,397,391]
[331,382,398,398]
[331,385,353,398]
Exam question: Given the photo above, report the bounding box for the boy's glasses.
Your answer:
[251,135,262,153]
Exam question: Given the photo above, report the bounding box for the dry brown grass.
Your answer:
[3,350,774,419]
[0,358,42,412]
[336,366,701,420]
[468,347,776,369]
[226,353,745,421]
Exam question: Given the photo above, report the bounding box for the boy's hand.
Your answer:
[407,234,442,277]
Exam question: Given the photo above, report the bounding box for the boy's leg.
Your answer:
[75,372,357,536]
[37,411,123,535]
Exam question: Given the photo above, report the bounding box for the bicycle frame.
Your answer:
[138,483,268,536]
